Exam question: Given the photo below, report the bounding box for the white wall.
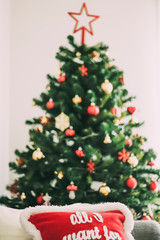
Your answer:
[0,0,10,194]
[1,0,160,193]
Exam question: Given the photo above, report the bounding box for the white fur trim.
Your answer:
[20,202,135,240]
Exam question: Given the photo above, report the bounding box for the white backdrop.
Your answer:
[1,0,160,194]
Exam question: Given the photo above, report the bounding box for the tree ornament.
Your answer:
[128,154,138,167]
[87,103,100,116]
[54,171,64,179]
[67,182,78,199]
[16,158,25,167]
[106,63,112,68]
[113,118,123,126]
[55,112,70,131]
[101,80,113,94]
[125,138,132,147]
[110,108,117,115]
[149,180,158,192]
[141,213,151,220]
[32,148,45,160]
[37,193,44,204]
[35,125,43,133]
[46,99,55,109]
[76,52,81,57]
[99,184,111,196]
[127,106,136,115]
[130,117,139,124]
[72,95,82,104]
[126,176,137,189]
[40,116,50,125]
[43,193,52,206]
[104,134,112,144]
[140,138,145,145]
[58,74,66,83]
[65,127,75,137]
[32,101,36,106]
[148,161,155,167]
[118,149,130,163]
[119,76,124,83]
[20,192,26,201]
[75,148,85,157]
[91,51,100,59]
[78,65,88,76]
[51,130,59,143]
[7,180,19,198]
[87,160,95,173]
[66,139,75,147]
[68,2,99,45]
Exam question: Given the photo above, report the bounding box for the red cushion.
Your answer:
[20,203,134,240]
[29,210,126,240]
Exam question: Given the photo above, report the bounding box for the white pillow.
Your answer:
[0,205,32,240]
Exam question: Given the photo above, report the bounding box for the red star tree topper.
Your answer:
[68,3,99,45]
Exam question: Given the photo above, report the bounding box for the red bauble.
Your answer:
[125,139,132,147]
[149,180,158,192]
[65,128,75,137]
[127,106,136,115]
[141,215,151,220]
[37,194,44,204]
[126,177,137,189]
[75,149,85,157]
[46,100,55,109]
[110,108,117,115]
[119,77,124,83]
[87,104,100,116]
[58,75,66,83]
[148,161,155,167]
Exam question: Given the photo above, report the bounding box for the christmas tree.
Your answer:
[1,3,160,221]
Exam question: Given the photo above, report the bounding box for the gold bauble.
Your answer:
[20,192,26,201]
[101,80,113,94]
[32,148,45,160]
[32,101,36,106]
[128,154,138,167]
[76,52,81,57]
[140,138,145,145]
[99,184,111,196]
[104,134,112,144]
[91,51,100,59]
[46,84,51,91]
[106,63,112,68]
[72,95,82,104]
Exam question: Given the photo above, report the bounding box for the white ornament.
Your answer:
[66,139,74,146]
[43,193,51,206]
[69,191,76,200]
[50,179,57,187]
[90,181,104,191]
[104,134,112,144]
[128,154,138,167]
[101,80,113,94]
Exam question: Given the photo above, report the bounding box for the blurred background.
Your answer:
[0,0,160,194]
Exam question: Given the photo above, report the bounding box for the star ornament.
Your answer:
[68,3,99,44]
[87,160,95,173]
[118,149,130,163]
[55,112,70,131]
